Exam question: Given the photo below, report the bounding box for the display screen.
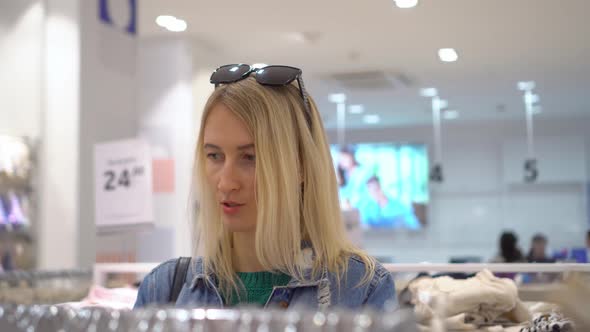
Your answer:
[331,143,429,230]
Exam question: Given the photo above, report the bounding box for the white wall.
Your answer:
[93,39,214,263]
[0,1,42,138]
[327,115,590,263]
[77,0,141,268]
[136,37,195,261]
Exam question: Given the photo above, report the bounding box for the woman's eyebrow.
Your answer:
[203,143,254,150]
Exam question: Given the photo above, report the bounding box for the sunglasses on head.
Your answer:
[210,64,312,129]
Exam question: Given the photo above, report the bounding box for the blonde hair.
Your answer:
[191,76,375,299]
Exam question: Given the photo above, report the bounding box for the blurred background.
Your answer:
[1,0,589,272]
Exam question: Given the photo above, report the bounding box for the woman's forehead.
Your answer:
[203,103,254,149]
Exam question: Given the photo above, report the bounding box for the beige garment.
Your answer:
[417,323,525,332]
[408,269,531,329]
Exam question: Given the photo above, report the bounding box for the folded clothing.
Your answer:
[407,269,531,330]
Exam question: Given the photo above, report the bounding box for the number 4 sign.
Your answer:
[94,139,154,228]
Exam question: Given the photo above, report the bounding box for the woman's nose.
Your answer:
[217,163,240,194]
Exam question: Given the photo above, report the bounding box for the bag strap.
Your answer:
[169,257,191,303]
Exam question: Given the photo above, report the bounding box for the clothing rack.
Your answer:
[0,269,92,305]
[382,263,590,273]
[0,304,418,332]
[0,269,91,284]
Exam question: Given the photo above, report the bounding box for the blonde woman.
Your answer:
[134,64,396,310]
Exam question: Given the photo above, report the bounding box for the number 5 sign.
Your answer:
[94,139,154,228]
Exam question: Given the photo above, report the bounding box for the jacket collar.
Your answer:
[189,243,329,289]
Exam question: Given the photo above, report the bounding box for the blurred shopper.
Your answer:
[526,233,555,263]
[134,64,395,310]
[491,231,525,263]
[569,230,590,263]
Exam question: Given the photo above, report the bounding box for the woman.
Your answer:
[134,64,396,310]
[491,231,525,263]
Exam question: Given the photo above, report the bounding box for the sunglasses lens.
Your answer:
[256,66,301,85]
[210,64,251,84]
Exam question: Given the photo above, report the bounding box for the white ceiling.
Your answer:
[139,0,590,129]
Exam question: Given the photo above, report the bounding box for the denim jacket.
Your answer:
[134,251,396,311]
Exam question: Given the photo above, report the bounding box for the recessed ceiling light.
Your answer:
[394,0,418,9]
[349,105,364,114]
[443,110,459,120]
[363,114,380,124]
[438,48,458,62]
[156,15,175,28]
[328,93,347,104]
[155,15,187,32]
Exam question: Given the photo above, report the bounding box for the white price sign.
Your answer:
[94,139,154,228]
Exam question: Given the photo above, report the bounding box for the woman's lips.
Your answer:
[221,202,244,215]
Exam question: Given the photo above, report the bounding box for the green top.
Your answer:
[224,271,292,307]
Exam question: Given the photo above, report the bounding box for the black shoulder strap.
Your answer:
[169,257,191,303]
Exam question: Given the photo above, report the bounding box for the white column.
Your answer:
[0,0,43,138]
[38,0,80,269]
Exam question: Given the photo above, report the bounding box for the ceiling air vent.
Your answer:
[325,70,413,90]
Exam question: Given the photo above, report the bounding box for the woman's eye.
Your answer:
[207,153,222,160]
[243,154,256,162]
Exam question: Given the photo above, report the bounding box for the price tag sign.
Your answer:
[94,139,154,228]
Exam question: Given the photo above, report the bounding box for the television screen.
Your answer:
[330,143,429,230]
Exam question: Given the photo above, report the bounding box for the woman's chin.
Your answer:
[222,217,255,233]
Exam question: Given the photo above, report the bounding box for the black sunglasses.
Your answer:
[210,64,312,129]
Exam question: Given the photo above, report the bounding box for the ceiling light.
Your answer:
[420,88,438,97]
[155,15,187,32]
[166,19,187,32]
[328,93,346,104]
[525,94,540,104]
[443,110,459,120]
[363,114,380,124]
[518,81,536,90]
[349,105,364,114]
[394,0,418,8]
[252,63,268,69]
[438,48,458,62]
[532,106,542,114]
[156,15,175,28]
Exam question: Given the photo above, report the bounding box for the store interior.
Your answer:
[1,0,589,331]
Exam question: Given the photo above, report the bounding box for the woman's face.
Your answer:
[203,103,257,233]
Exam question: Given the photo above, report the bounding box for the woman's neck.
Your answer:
[231,231,265,272]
